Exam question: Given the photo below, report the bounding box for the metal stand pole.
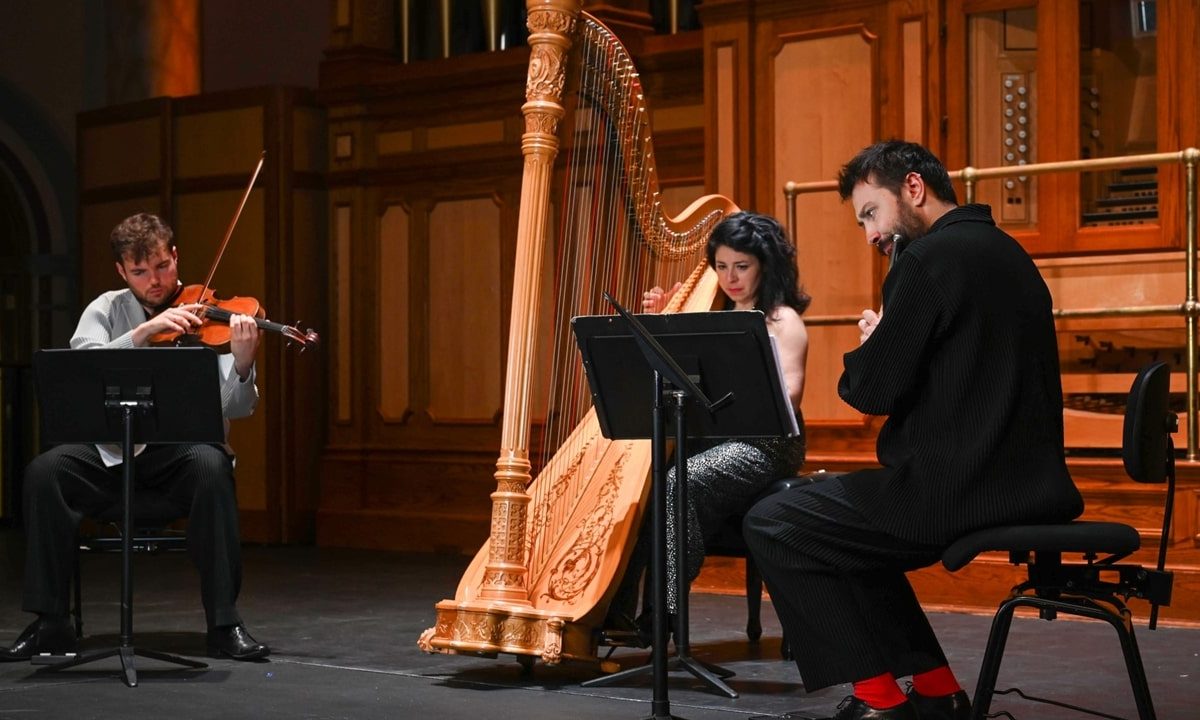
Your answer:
[39,402,206,687]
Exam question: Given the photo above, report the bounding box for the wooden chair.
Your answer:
[940,362,1176,720]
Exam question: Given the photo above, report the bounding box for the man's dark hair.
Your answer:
[836,140,958,205]
[110,213,174,264]
[706,211,811,315]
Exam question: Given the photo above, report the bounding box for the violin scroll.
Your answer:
[280,323,320,352]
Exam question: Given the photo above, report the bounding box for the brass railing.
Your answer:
[783,148,1200,459]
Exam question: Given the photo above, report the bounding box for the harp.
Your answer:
[418,1,737,666]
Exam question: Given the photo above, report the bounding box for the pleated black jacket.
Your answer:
[838,204,1084,545]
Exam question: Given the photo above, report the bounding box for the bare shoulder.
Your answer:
[766,305,807,338]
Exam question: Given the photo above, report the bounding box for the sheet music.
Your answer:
[769,335,801,436]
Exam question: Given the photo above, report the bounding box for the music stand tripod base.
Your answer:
[38,646,207,688]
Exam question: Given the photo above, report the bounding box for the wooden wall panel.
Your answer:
[715,45,737,198]
[378,204,410,422]
[658,183,705,217]
[172,190,266,294]
[333,202,353,424]
[902,19,924,142]
[292,106,327,173]
[174,107,264,177]
[703,7,753,204]
[80,119,162,190]
[427,197,502,424]
[771,29,876,423]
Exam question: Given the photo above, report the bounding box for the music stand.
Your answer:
[573,295,797,718]
[31,347,224,687]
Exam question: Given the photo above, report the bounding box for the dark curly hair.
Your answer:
[110,213,174,264]
[706,211,810,315]
[836,140,958,205]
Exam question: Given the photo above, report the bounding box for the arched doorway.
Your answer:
[0,138,70,523]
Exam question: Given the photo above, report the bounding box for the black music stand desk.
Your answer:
[573,301,798,718]
[32,347,224,687]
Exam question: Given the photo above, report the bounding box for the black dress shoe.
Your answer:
[207,624,270,660]
[907,689,971,720]
[818,696,919,720]
[0,616,76,661]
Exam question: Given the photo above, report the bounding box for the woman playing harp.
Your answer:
[605,211,810,643]
[419,2,743,666]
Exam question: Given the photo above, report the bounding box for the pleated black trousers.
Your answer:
[742,472,948,691]
[20,443,244,630]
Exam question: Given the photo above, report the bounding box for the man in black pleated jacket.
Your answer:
[743,141,1083,720]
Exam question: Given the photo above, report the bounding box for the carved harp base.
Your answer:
[418,599,599,666]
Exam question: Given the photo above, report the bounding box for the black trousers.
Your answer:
[21,443,244,630]
[742,472,946,691]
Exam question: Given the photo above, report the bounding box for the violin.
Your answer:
[147,152,320,352]
[148,284,319,351]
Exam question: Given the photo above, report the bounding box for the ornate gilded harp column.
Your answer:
[481,0,581,604]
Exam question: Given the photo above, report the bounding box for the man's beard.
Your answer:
[891,202,929,246]
[135,284,182,314]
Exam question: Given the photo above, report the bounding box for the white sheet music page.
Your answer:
[769,335,800,436]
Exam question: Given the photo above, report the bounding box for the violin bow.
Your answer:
[197,151,267,300]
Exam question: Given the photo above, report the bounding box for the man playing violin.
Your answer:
[1,212,270,662]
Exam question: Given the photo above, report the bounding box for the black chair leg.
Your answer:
[1059,598,1157,720]
[974,595,1159,720]
[745,556,763,642]
[1112,612,1157,720]
[969,595,1020,720]
[72,547,83,640]
[746,555,794,659]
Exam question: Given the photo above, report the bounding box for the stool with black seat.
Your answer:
[940,361,1176,720]
[706,474,819,659]
[71,492,189,641]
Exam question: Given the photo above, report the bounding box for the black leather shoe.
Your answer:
[907,688,971,720]
[0,616,76,661]
[818,696,919,720]
[207,624,270,660]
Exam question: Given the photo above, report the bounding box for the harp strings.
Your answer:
[526,17,702,573]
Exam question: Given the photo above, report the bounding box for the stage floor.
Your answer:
[0,530,1196,719]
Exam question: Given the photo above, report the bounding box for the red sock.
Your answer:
[912,665,962,697]
[853,672,907,709]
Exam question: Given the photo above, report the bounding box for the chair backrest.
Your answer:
[1122,361,1174,485]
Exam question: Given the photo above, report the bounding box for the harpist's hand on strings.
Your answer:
[858,308,881,344]
[642,281,682,313]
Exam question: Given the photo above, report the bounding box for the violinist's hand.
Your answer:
[132,303,205,346]
[858,308,881,345]
[228,313,262,380]
[642,281,682,313]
